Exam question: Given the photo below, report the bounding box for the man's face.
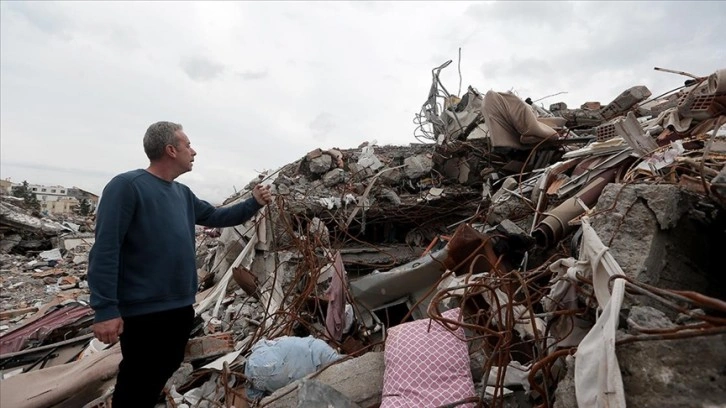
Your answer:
[171,130,197,174]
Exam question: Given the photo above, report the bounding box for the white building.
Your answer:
[25,184,80,215]
[28,184,69,201]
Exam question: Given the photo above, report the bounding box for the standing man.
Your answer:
[88,121,272,407]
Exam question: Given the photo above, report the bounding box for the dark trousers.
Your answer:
[112,305,194,408]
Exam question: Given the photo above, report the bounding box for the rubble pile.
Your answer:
[1,65,725,408]
[0,196,95,335]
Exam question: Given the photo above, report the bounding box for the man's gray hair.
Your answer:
[143,121,183,161]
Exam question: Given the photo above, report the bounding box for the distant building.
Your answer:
[17,183,98,216]
[0,179,12,195]
[42,196,81,215]
[67,187,100,211]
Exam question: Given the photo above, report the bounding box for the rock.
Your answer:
[617,334,726,408]
[322,168,345,187]
[261,351,384,408]
[296,379,362,408]
[403,154,433,179]
[309,155,332,174]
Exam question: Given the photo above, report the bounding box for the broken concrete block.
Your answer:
[165,362,194,392]
[322,168,345,187]
[617,334,726,408]
[379,167,403,185]
[648,97,680,117]
[378,188,401,205]
[590,184,724,300]
[580,101,602,110]
[306,148,323,160]
[357,146,383,170]
[348,162,374,182]
[309,154,332,174]
[39,248,63,261]
[496,219,534,247]
[404,154,433,179]
[261,351,384,408]
[0,234,21,253]
[443,157,471,184]
[550,102,568,112]
[487,179,535,232]
[296,379,362,408]
[626,305,674,333]
[276,183,291,196]
[553,356,577,408]
[312,215,331,239]
[600,85,652,120]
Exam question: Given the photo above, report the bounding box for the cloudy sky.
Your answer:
[2,1,724,204]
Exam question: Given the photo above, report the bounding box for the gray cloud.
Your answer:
[309,113,336,142]
[481,57,554,81]
[103,25,141,51]
[4,1,73,38]
[1,2,724,204]
[237,69,269,80]
[466,1,576,26]
[180,56,225,81]
[2,160,115,180]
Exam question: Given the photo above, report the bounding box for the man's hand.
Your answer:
[253,184,272,206]
[93,317,124,344]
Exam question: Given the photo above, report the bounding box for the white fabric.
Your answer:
[544,258,590,349]
[573,217,626,408]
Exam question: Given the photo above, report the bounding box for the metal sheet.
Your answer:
[0,304,94,354]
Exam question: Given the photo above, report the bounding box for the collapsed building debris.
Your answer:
[1,64,725,408]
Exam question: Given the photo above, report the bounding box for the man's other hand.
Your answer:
[93,317,124,344]
[253,184,272,205]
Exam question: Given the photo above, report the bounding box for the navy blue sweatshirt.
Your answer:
[88,169,262,322]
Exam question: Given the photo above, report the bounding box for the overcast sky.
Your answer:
[2,1,724,204]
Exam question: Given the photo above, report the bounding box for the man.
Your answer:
[88,121,272,407]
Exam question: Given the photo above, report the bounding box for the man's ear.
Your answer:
[165,144,176,158]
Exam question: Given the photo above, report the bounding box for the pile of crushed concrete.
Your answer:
[1,65,725,408]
